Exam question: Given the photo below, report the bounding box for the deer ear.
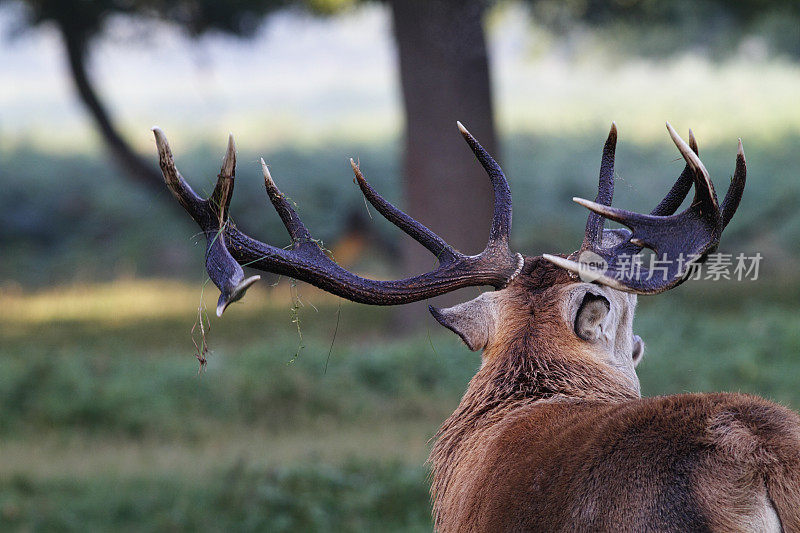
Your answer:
[429,293,499,352]
[632,334,645,366]
[574,292,611,343]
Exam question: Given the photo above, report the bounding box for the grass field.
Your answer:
[1,277,799,531]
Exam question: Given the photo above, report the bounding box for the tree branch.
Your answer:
[58,23,163,192]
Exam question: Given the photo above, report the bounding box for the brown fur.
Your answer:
[429,257,800,532]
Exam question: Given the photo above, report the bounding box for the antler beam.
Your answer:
[154,124,523,314]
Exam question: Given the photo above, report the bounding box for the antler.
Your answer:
[545,122,746,294]
[153,123,523,315]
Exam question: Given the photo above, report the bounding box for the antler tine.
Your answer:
[666,122,718,212]
[457,121,512,251]
[650,129,698,216]
[573,197,653,229]
[721,139,746,228]
[208,133,237,225]
[153,128,260,316]
[581,125,699,250]
[573,128,709,234]
[261,158,314,245]
[573,126,722,247]
[153,127,205,216]
[350,159,458,264]
[582,123,617,251]
[597,128,698,254]
[207,233,261,317]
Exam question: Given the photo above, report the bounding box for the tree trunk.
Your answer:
[389,0,498,327]
[58,26,163,192]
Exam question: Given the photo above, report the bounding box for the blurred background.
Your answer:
[1,0,800,530]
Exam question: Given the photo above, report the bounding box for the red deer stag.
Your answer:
[154,122,800,532]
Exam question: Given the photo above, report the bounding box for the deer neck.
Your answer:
[440,332,638,436]
[429,328,639,518]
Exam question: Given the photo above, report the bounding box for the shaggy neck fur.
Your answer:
[428,258,640,528]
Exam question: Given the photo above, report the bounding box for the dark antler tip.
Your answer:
[428,304,444,321]
[152,127,184,192]
[605,123,618,146]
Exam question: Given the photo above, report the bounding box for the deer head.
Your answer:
[153,122,745,393]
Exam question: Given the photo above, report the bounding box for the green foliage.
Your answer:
[637,283,800,407]
[0,304,474,437]
[138,0,292,37]
[1,279,799,529]
[0,462,431,531]
[303,0,358,16]
[3,282,799,440]
[2,0,351,46]
[526,0,800,59]
[1,0,136,45]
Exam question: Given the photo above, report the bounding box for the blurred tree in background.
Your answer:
[0,0,292,192]
[388,0,496,284]
[1,0,498,286]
